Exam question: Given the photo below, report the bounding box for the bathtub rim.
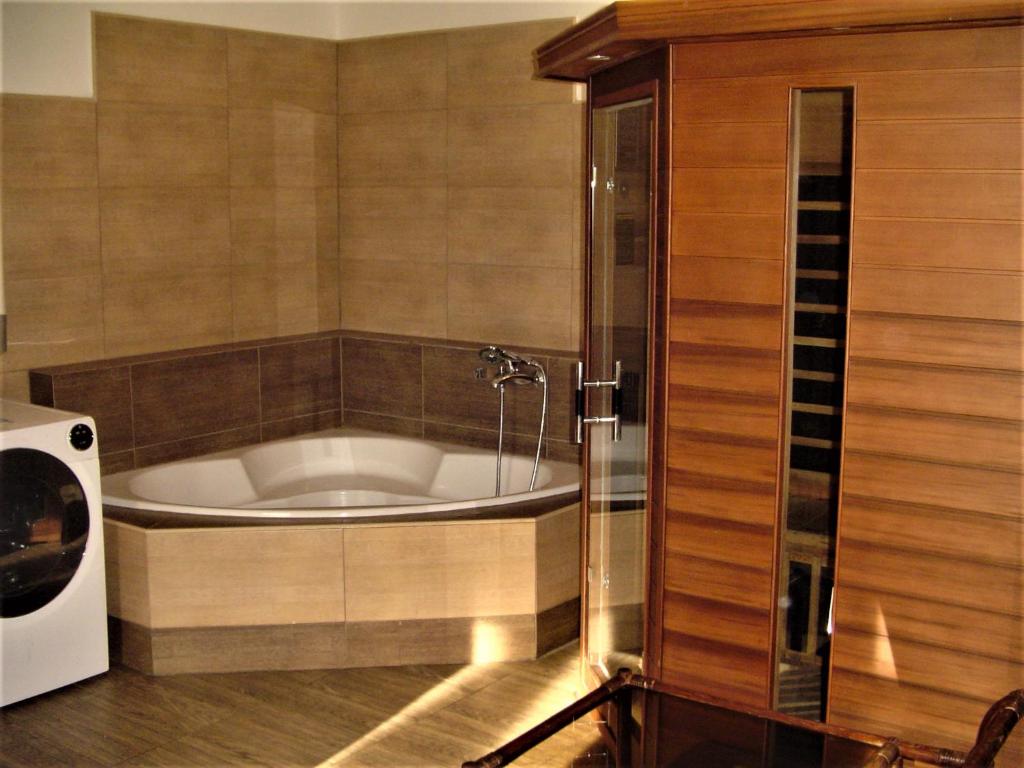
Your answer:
[102,426,581,527]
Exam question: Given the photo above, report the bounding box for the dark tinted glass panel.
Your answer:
[651,692,880,767]
[794,311,845,339]
[790,444,838,473]
[0,448,90,618]
[792,379,843,406]
[796,243,846,271]
[818,568,835,640]
[797,209,849,235]
[795,278,845,306]
[786,561,812,651]
[791,411,841,441]
[793,345,841,373]
[798,175,845,201]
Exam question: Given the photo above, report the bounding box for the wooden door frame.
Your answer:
[581,47,671,691]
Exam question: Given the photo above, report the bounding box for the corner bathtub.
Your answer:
[102,427,580,519]
[100,428,582,676]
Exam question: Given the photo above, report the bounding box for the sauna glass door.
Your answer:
[774,88,853,721]
[584,96,653,679]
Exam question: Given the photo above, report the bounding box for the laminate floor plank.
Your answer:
[0,642,605,768]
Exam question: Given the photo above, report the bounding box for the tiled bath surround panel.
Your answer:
[30,331,581,474]
[103,504,581,674]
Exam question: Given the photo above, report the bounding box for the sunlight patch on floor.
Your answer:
[315,632,582,767]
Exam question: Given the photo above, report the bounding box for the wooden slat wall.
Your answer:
[665,55,789,707]
[667,23,1023,754]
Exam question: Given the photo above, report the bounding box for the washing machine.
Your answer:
[0,399,108,706]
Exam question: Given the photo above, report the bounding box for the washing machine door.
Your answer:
[0,448,90,618]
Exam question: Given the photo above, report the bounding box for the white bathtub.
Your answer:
[102,428,580,519]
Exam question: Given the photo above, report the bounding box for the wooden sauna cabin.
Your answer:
[536,0,1023,761]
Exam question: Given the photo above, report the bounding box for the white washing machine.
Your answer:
[0,399,108,706]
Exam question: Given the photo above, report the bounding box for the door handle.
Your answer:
[573,360,622,444]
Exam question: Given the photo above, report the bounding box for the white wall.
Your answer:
[1,0,604,97]
[335,1,602,39]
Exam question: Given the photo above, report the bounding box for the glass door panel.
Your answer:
[585,97,653,678]
[774,88,853,720]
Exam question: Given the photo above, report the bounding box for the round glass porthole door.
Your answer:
[0,448,90,618]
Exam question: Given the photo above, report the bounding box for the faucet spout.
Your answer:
[490,369,543,388]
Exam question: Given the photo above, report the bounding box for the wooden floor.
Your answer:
[1,642,610,767]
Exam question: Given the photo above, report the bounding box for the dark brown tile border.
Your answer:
[133,425,261,469]
[30,328,577,378]
[260,409,341,442]
[258,337,340,423]
[343,410,424,438]
[107,616,154,675]
[100,450,136,474]
[131,349,260,446]
[109,599,580,675]
[341,336,422,419]
[29,328,581,475]
[537,597,581,656]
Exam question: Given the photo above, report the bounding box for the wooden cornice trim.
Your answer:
[535,0,1024,81]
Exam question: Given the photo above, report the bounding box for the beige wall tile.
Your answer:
[448,264,574,351]
[103,520,151,626]
[338,110,447,187]
[536,505,581,612]
[0,371,31,402]
[571,268,583,351]
[338,33,447,114]
[339,187,447,263]
[228,29,337,114]
[2,95,97,189]
[316,186,339,261]
[98,102,229,188]
[446,20,576,108]
[317,258,340,331]
[101,187,230,273]
[1,275,105,370]
[94,14,228,107]
[572,188,584,272]
[447,187,574,268]
[103,267,233,356]
[2,188,100,279]
[146,528,345,628]
[339,259,447,337]
[231,187,321,265]
[229,108,337,188]
[316,187,340,330]
[233,261,320,341]
[448,104,582,188]
[343,522,535,621]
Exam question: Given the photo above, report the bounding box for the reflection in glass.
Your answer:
[587,97,653,678]
[0,448,90,618]
[775,89,853,720]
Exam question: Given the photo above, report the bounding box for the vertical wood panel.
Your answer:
[665,23,1024,743]
[666,52,787,709]
[835,26,1024,747]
